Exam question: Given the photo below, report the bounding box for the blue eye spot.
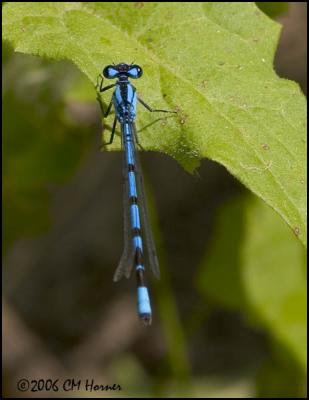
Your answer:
[103,65,118,79]
[128,65,143,79]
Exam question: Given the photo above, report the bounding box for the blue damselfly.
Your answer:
[96,63,176,325]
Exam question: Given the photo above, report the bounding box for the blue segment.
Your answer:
[137,286,152,316]
[122,123,129,137]
[133,236,143,250]
[114,86,122,104]
[128,171,137,197]
[136,264,145,271]
[125,140,135,165]
[130,204,140,229]
[131,90,137,117]
[127,84,133,102]
[127,85,137,115]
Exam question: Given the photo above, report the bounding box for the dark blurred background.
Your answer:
[2,3,307,398]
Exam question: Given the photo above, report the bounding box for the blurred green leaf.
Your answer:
[256,2,288,18]
[2,2,307,246]
[64,73,95,103]
[256,350,306,397]
[197,195,306,388]
[3,49,93,251]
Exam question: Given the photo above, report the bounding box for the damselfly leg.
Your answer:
[138,97,177,114]
[96,74,118,146]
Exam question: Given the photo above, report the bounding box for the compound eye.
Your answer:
[103,65,118,79]
[128,65,143,79]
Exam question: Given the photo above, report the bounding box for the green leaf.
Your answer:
[2,2,306,245]
[197,195,307,377]
[3,48,92,251]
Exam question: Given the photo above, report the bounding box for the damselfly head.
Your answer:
[103,63,143,79]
